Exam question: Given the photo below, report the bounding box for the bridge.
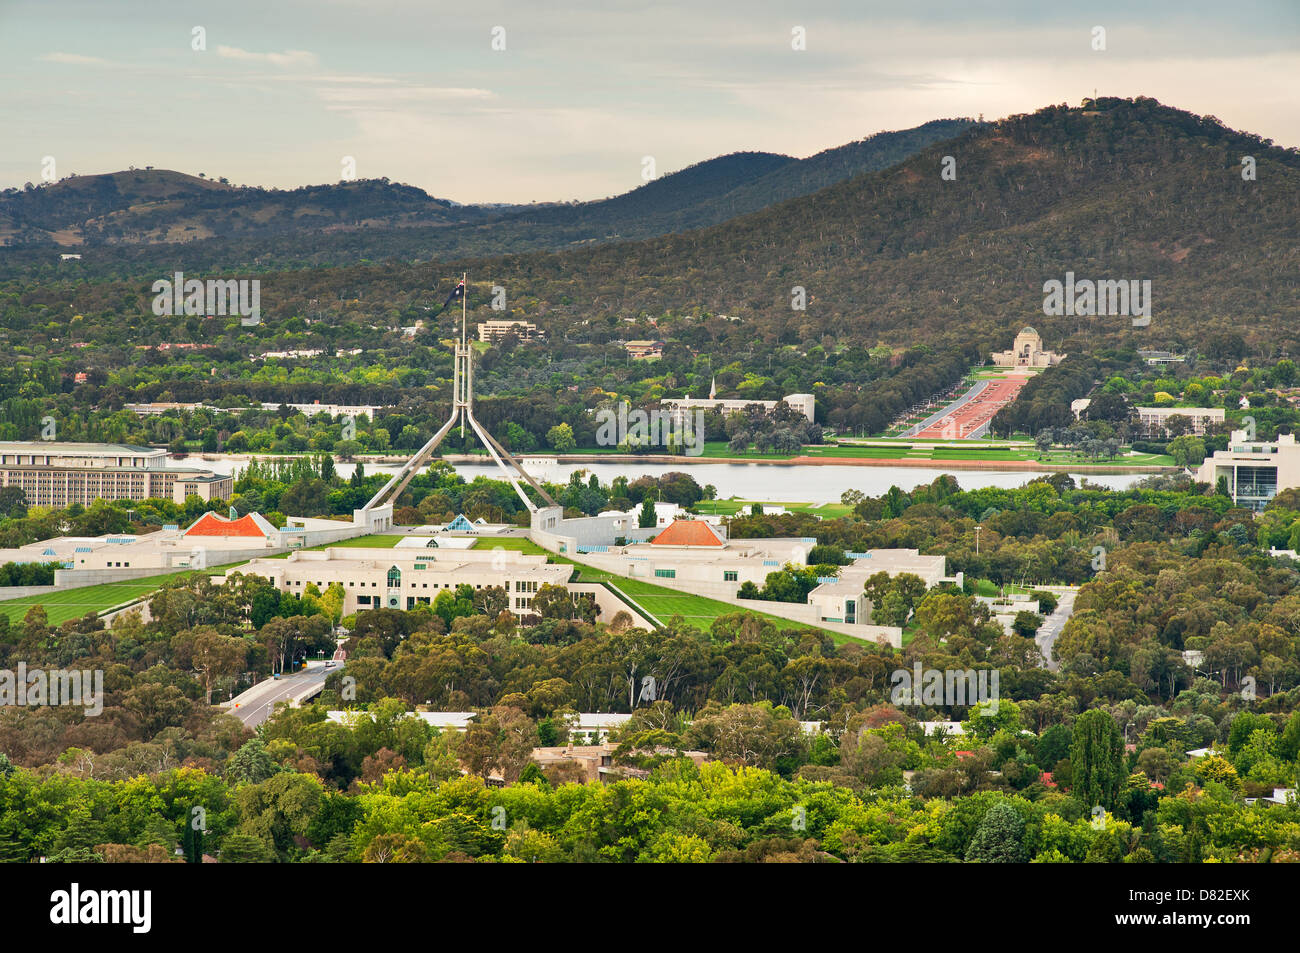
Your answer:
[221,660,341,728]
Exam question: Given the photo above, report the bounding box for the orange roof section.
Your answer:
[650,519,724,547]
[184,512,272,538]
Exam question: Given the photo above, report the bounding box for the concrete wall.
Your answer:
[0,585,59,600]
[54,567,178,588]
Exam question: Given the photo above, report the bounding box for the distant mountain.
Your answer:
[0,119,976,275]
[497,118,978,243]
[446,97,1300,354]
[0,170,487,247]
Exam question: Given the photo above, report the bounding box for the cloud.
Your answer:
[215,46,319,68]
[317,85,496,110]
[40,52,114,66]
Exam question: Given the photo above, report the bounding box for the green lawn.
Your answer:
[469,537,549,556]
[312,534,404,548]
[692,500,854,519]
[0,568,209,626]
[546,554,854,645]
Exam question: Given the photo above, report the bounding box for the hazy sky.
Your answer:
[3,0,1297,203]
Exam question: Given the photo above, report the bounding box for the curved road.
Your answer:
[221,662,338,728]
[1034,588,1078,671]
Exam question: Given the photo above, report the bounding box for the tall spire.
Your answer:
[709,375,716,399]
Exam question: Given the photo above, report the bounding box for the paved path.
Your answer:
[1034,588,1078,671]
[897,381,988,439]
[221,661,338,728]
[910,377,1027,440]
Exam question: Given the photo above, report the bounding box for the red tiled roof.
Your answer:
[650,519,723,547]
[184,512,272,538]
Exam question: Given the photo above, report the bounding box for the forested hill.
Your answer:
[452,97,1300,356]
[0,170,487,248]
[493,118,978,240]
[0,119,974,277]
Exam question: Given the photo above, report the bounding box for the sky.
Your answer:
[2,0,1298,204]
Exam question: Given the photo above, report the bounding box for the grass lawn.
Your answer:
[313,534,404,548]
[545,553,855,645]
[0,568,209,626]
[469,537,550,556]
[692,500,854,519]
[968,578,1035,598]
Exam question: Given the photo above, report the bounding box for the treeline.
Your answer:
[991,356,1102,436]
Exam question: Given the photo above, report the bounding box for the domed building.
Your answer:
[991,326,1065,368]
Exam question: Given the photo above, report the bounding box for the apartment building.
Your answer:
[1135,405,1225,437]
[0,441,232,506]
[478,320,542,343]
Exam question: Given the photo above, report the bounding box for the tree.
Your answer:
[1070,709,1124,811]
[530,583,574,621]
[638,496,656,528]
[228,738,280,784]
[546,423,577,453]
[965,803,1027,863]
[171,627,248,703]
[219,832,275,863]
[1167,435,1206,467]
[474,585,509,618]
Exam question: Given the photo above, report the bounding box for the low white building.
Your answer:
[807,549,956,626]
[1135,405,1225,437]
[1197,429,1300,510]
[226,545,573,615]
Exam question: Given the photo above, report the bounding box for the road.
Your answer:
[222,661,339,728]
[910,377,1027,440]
[1035,588,1078,671]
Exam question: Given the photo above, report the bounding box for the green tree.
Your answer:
[1070,709,1124,811]
[964,802,1027,863]
[546,423,577,453]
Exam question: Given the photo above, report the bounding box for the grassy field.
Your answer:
[314,534,404,548]
[469,537,550,556]
[692,500,854,519]
[0,569,195,626]
[543,554,854,645]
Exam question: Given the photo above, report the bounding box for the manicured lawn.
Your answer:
[0,568,205,626]
[316,534,404,548]
[470,537,550,556]
[549,554,854,644]
[692,500,853,519]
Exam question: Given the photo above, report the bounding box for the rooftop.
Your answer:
[650,519,725,547]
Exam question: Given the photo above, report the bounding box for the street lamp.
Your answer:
[975,525,982,555]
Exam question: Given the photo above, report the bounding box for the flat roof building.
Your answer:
[1135,406,1225,437]
[1197,429,1300,511]
[223,545,574,616]
[0,440,231,507]
[478,320,542,343]
[660,391,815,424]
[807,549,953,626]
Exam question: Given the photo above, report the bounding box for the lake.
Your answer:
[177,454,1147,504]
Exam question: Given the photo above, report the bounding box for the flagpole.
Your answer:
[465,271,470,439]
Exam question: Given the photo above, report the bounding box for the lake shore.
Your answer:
[185,450,1174,475]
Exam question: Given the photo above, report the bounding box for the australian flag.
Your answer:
[433,278,465,317]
